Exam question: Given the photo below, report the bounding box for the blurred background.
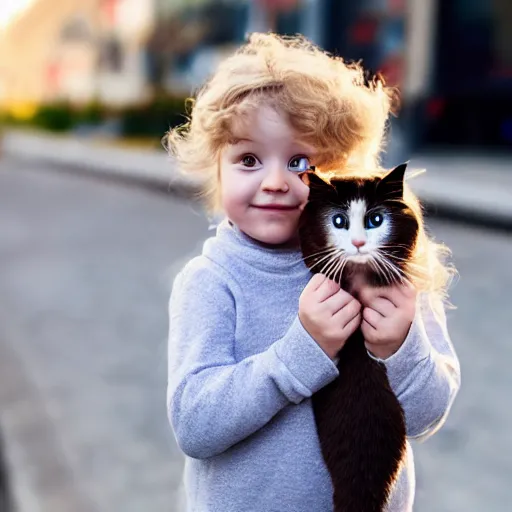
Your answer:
[0,1,511,511]
[1,0,511,150]
[0,0,512,149]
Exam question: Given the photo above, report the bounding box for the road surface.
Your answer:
[0,157,510,511]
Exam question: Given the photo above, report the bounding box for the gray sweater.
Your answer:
[167,219,461,512]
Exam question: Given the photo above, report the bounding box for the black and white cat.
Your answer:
[298,163,419,512]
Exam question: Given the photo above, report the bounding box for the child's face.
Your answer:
[219,105,313,246]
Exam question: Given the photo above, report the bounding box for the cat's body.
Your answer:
[298,164,419,512]
[312,328,406,512]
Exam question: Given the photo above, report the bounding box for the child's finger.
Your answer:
[358,286,384,307]
[361,319,378,343]
[357,286,374,306]
[308,273,327,291]
[315,275,341,302]
[362,307,381,330]
[354,280,415,309]
[365,298,395,317]
[323,289,354,316]
[370,286,401,308]
[342,310,362,335]
[380,283,416,308]
[397,281,417,300]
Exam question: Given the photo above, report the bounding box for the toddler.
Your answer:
[166,33,460,512]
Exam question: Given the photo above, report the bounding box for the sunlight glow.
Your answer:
[0,0,35,29]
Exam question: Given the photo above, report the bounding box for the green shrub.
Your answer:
[32,103,75,132]
[120,95,188,137]
[76,100,105,126]
[1,94,189,137]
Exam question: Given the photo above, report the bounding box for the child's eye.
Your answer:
[288,156,311,172]
[240,154,259,168]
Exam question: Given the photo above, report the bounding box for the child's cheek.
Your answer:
[297,178,311,202]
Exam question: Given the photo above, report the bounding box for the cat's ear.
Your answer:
[378,162,408,199]
[300,170,334,191]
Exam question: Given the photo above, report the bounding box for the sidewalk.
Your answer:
[2,129,512,228]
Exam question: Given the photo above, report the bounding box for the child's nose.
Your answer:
[261,166,289,192]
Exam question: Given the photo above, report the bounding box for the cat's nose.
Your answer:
[351,238,366,249]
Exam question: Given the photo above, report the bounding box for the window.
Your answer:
[60,15,92,42]
[100,38,124,72]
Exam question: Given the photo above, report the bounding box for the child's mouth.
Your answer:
[252,204,299,211]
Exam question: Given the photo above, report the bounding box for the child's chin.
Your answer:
[248,225,298,247]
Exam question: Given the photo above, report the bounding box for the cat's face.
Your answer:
[298,164,419,288]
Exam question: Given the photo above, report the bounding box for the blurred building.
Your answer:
[0,0,155,110]
[310,0,512,150]
[418,0,512,149]
[1,0,511,150]
[148,0,322,93]
[151,0,512,150]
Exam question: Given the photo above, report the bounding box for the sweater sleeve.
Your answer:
[371,293,461,440]
[167,260,339,459]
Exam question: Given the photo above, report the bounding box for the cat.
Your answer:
[298,163,419,512]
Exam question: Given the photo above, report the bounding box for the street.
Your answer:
[0,157,511,512]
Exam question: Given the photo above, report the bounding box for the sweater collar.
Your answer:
[208,218,308,274]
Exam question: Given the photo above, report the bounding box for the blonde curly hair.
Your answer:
[165,32,455,306]
[165,32,396,210]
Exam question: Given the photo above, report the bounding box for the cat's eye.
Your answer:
[332,214,348,230]
[240,154,259,168]
[288,156,311,172]
[366,211,385,229]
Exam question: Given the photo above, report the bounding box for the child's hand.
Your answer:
[358,282,417,360]
[299,274,362,360]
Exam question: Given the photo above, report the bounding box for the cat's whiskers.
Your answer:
[368,253,388,281]
[398,263,424,282]
[378,260,399,285]
[380,252,422,268]
[335,256,349,285]
[319,257,337,276]
[367,255,382,280]
[373,251,405,283]
[300,246,339,263]
[329,254,346,284]
[378,254,404,282]
[308,249,343,272]
[326,256,341,283]
[382,252,412,262]
[379,243,412,251]
[321,251,343,278]
[375,248,406,268]
[384,253,424,272]
[370,255,399,285]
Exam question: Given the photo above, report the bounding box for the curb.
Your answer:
[406,157,512,232]
[0,130,201,195]
[2,130,512,231]
[422,199,512,233]
[0,432,12,512]
[7,152,200,200]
